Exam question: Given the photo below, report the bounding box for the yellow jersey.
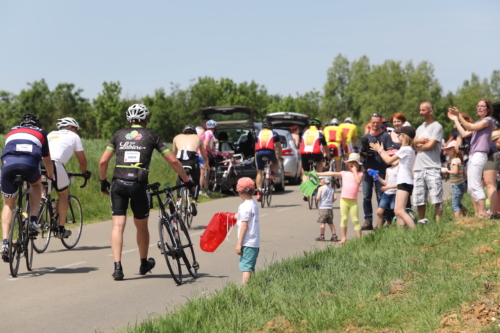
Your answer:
[323,125,344,144]
[339,123,358,143]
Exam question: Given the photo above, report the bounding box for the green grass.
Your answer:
[116,195,500,333]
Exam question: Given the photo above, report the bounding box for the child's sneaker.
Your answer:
[417,218,429,225]
[330,235,339,242]
[315,235,325,241]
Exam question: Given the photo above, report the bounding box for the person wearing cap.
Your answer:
[441,141,468,218]
[360,113,393,230]
[369,126,417,228]
[314,176,338,242]
[234,177,260,285]
[317,152,363,244]
[413,101,444,224]
[373,149,399,229]
[448,99,494,218]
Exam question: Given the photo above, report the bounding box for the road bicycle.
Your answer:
[7,174,33,277]
[207,154,242,198]
[149,182,199,285]
[33,172,88,253]
[176,166,199,228]
[260,157,273,208]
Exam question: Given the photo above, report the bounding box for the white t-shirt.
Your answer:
[237,199,260,248]
[318,185,334,209]
[47,130,84,164]
[395,146,415,185]
[385,165,399,195]
[414,121,443,170]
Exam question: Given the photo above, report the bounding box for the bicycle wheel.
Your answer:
[181,188,193,229]
[8,209,22,277]
[61,196,83,249]
[177,214,199,278]
[33,202,52,253]
[261,180,267,208]
[158,217,182,285]
[308,195,314,210]
[266,182,273,207]
[26,233,34,272]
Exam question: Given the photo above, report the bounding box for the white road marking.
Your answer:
[276,207,293,212]
[7,261,86,281]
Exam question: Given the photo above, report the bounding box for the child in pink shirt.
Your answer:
[317,153,363,244]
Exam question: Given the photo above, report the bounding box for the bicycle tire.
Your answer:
[33,202,52,253]
[8,209,22,277]
[261,180,267,208]
[158,217,182,285]
[308,195,314,210]
[176,214,198,278]
[266,182,273,207]
[61,196,83,249]
[180,188,193,228]
[26,235,34,272]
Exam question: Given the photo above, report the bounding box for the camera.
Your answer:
[458,144,470,153]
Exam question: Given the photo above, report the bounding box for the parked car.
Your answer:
[192,106,285,192]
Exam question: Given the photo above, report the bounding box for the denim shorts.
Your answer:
[451,182,466,212]
[239,246,259,272]
[378,192,396,210]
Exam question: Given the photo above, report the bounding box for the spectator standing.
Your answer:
[413,102,444,224]
[290,125,301,149]
[389,113,407,149]
[441,141,468,218]
[373,149,399,229]
[360,114,393,230]
[314,176,338,242]
[448,99,495,218]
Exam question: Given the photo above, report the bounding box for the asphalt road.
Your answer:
[0,182,452,333]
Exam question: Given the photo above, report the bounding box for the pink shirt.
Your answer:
[340,171,363,199]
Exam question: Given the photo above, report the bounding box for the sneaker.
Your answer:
[139,258,156,275]
[190,202,198,217]
[55,229,72,239]
[417,218,429,225]
[1,244,9,263]
[315,235,325,241]
[256,191,262,202]
[112,269,124,281]
[361,220,373,231]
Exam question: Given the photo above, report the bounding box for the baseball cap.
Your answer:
[443,141,456,149]
[394,126,416,139]
[492,131,500,141]
[319,176,331,183]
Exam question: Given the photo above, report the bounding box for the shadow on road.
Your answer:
[48,245,111,253]
[23,266,99,277]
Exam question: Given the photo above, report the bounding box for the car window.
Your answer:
[279,135,288,148]
[209,112,250,122]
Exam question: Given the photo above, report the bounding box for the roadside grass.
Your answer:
[118,196,500,333]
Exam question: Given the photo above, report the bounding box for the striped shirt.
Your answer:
[450,158,464,185]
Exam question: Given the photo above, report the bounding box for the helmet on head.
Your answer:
[262,119,274,129]
[182,124,196,134]
[344,117,353,124]
[126,104,149,122]
[331,118,340,126]
[308,118,321,127]
[206,120,217,129]
[20,113,41,128]
[56,117,80,130]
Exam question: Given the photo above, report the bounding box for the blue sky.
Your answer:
[1,0,499,100]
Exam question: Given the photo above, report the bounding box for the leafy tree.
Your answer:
[322,54,350,119]
[93,82,128,139]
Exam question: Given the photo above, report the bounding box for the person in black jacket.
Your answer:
[359,114,393,230]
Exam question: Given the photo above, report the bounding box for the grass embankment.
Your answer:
[120,196,500,333]
[0,135,210,231]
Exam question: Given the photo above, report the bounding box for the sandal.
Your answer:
[331,235,339,242]
[315,235,325,241]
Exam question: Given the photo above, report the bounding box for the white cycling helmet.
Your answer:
[206,120,217,129]
[331,118,340,126]
[126,104,149,122]
[344,117,353,124]
[56,117,80,130]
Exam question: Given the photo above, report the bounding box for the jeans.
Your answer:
[451,182,466,212]
[362,172,385,222]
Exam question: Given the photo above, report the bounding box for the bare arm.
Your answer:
[418,139,439,151]
[316,186,324,200]
[352,168,362,185]
[236,221,248,255]
[74,151,88,174]
[275,142,283,159]
[199,140,209,167]
[317,171,341,178]
[42,156,54,178]
[99,150,114,181]
[378,173,389,186]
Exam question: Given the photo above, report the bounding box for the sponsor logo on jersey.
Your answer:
[125,130,143,140]
[119,142,146,150]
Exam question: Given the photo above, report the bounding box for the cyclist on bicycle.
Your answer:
[300,118,329,197]
[202,119,219,189]
[46,117,91,239]
[1,114,55,262]
[172,124,209,214]
[323,118,345,176]
[340,117,358,154]
[254,120,282,202]
[99,104,193,281]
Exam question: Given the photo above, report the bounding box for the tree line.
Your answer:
[1,54,499,142]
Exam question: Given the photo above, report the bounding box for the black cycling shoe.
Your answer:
[191,202,198,217]
[112,269,124,281]
[139,258,156,275]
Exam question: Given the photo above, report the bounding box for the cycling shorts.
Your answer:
[301,153,323,172]
[255,150,276,170]
[328,142,341,160]
[110,179,150,219]
[198,156,206,169]
[1,156,41,197]
[52,161,70,192]
[176,157,200,198]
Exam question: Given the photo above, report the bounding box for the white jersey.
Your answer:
[47,129,84,164]
[237,199,260,248]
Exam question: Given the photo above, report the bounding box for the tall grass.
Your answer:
[119,196,500,333]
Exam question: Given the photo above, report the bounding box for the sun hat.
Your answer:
[236,177,255,194]
[443,141,457,149]
[319,176,331,183]
[492,130,500,141]
[394,126,416,139]
[345,153,363,165]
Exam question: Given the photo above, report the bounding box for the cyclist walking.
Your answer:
[99,104,192,281]
[172,124,209,213]
[1,114,55,262]
[47,117,91,239]
[254,120,282,202]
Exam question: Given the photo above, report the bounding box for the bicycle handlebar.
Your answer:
[147,182,187,194]
[41,170,89,189]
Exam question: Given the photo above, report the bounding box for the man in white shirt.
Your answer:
[48,117,91,238]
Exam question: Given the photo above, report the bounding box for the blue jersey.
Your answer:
[1,126,50,162]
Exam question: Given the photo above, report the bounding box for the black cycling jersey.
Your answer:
[106,125,170,183]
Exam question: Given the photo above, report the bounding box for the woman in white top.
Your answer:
[370,126,416,229]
